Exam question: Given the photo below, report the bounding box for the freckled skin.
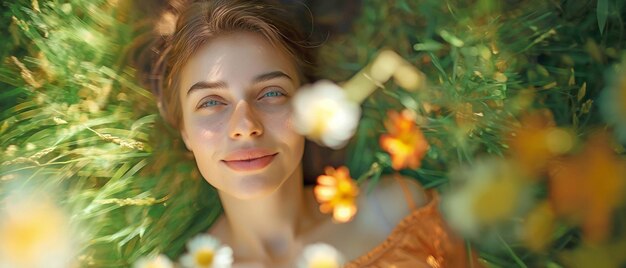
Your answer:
[179,32,305,199]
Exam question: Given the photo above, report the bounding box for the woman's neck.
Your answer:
[217,165,309,262]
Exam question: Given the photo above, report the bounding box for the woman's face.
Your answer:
[178,32,305,199]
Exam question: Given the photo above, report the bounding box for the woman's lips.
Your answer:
[222,149,278,172]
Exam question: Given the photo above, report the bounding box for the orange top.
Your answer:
[344,189,482,268]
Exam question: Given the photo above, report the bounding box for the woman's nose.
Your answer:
[228,100,264,139]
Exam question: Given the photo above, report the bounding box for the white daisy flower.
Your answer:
[179,234,233,268]
[293,80,361,149]
[133,254,174,268]
[297,243,344,268]
[0,193,76,268]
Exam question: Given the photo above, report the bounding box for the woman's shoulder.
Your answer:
[354,174,427,232]
[346,176,482,268]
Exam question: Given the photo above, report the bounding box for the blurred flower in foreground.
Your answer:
[559,241,626,268]
[508,110,574,175]
[180,234,233,268]
[134,254,174,268]
[522,201,556,251]
[380,109,430,170]
[297,243,344,268]
[293,80,361,149]
[0,193,75,268]
[548,132,626,243]
[600,54,626,143]
[292,50,425,149]
[442,158,528,237]
[314,166,359,223]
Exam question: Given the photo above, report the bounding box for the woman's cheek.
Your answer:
[276,108,305,154]
[187,114,228,143]
[264,104,294,128]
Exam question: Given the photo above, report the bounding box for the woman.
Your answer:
[152,0,476,266]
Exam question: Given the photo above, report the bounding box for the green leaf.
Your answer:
[597,0,609,35]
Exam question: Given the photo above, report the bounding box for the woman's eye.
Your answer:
[198,99,224,109]
[261,90,286,98]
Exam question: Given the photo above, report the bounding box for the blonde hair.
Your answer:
[152,0,314,129]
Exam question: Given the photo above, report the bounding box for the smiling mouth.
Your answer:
[221,153,278,172]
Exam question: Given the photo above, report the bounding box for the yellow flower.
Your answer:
[379,109,429,170]
[442,158,528,237]
[523,201,556,251]
[314,166,359,223]
[560,242,626,268]
[0,193,75,268]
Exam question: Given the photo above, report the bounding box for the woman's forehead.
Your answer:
[180,32,299,91]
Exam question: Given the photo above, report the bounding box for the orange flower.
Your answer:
[379,110,429,170]
[548,132,626,243]
[508,110,574,176]
[314,166,359,223]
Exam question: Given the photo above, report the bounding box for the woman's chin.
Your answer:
[225,175,283,200]
[203,161,300,200]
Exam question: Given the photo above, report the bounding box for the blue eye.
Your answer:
[198,99,223,109]
[262,91,285,98]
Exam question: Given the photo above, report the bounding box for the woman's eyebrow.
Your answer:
[253,71,292,83]
[187,71,292,97]
[187,81,227,96]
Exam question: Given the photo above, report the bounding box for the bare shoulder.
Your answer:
[356,175,427,230]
